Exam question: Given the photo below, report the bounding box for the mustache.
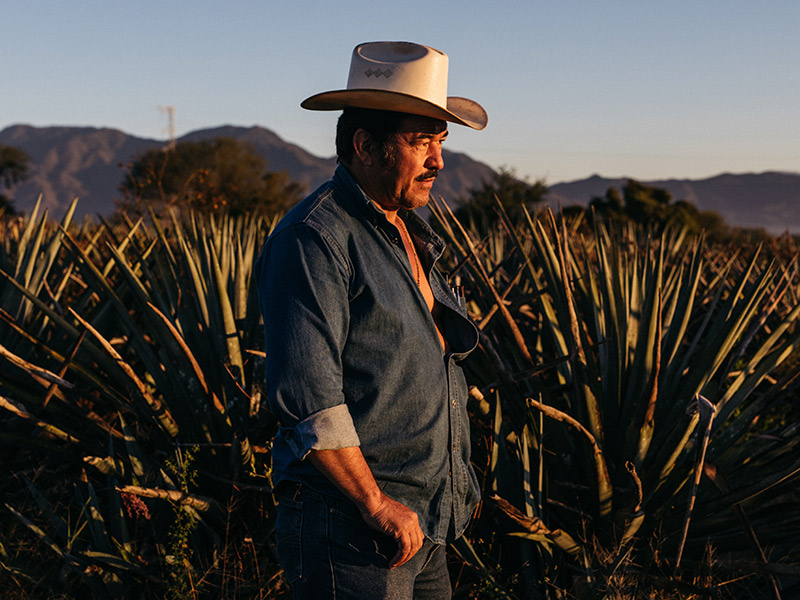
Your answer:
[416,169,439,182]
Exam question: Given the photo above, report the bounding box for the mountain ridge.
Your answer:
[547,171,800,233]
[1,124,798,233]
[0,124,495,218]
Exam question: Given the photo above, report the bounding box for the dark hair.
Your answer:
[335,108,408,166]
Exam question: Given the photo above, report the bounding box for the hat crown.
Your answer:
[346,42,449,106]
[300,40,487,130]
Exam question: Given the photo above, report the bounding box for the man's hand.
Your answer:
[308,447,424,569]
[360,492,424,568]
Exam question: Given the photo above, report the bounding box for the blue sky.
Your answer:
[2,1,797,184]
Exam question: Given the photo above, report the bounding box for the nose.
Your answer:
[425,143,444,171]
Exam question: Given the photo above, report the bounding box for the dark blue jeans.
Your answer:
[274,483,453,599]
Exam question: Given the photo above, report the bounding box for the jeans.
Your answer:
[274,483,453,600]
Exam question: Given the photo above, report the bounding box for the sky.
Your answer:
[2,1,798,185]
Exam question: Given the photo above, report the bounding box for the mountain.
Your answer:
[0,124,496,219]
[3,124,799,233]
[548,172,800,234]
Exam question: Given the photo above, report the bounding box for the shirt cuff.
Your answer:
[284,404,361,460]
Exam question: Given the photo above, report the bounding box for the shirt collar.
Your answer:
[331,164,445,260]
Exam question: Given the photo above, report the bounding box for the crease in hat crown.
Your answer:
[301,41,487,130]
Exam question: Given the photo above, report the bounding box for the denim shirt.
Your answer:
[255,165,480,544]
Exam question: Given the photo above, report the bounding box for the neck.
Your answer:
[345,162,403,221]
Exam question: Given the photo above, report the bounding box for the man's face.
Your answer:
[364,115,448,212]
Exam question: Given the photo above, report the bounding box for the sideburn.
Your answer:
[376,136,397,169]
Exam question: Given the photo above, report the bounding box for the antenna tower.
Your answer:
[159,105,176,150]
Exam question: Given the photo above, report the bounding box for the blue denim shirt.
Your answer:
[255,165,481,544]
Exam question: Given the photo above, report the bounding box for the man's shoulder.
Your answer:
[272,174,365,241]
[272,180,333,232]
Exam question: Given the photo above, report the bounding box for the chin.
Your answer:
[402,196,430,211]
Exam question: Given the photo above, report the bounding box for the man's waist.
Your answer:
[273,480,362,519]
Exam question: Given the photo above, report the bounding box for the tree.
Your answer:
[0,143,30,215]
[589,187,624,222]
[590,179,730,238]
[119,137,304,216]
[617,179,672,224]
[455,167,547,226]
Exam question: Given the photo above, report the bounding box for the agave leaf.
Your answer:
[633,288,662,468]
[118,413,146,484]
[209,237,244,382]
[21,475,72,544]
[528,397,612,518]
[715,300,800,423]
[147,301,228,420]
[518,423,535,518]
[171,213,211,328]
[620,240,662,431]
[706,454,800,510]
[14,204,47,286]
[438,197,534,366]
[0,307,133,413]
[661,244,703,369]
[103,436,133,549]
[715,351,800,454]
[77,469,114,555]
[82,550,152,577]
[33,197,78,283]
[0,395,80,443]
[704,460,782,597]
[492,494,582,557]
[489,389,503,495]
[58,230,181,413]
[234,236,248,324]
[4,502,83,569]
[0,342,73,388]
[69,308,179,438]
[101,216,143,278]
[84,455,127,478]
[691,259,775,397]
[448,536,514,599]
[117,484,219,513]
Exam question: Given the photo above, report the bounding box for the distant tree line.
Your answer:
[588,179,728,235]
[0,143,30,215]
[456,169,775,245]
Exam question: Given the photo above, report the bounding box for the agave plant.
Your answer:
[0,203,282,598]
[431,198,800,599]
[4,195,800,599]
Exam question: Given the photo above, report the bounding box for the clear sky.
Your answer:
[2,1,797,184]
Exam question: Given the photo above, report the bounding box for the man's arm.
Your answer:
[309,447,424,568]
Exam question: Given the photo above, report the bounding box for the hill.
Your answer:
[0,124,496,218]
[2,124,798,233]
[548,172,800,234]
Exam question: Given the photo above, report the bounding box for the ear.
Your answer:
[352,129,377,166]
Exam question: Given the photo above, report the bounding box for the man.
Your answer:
[256,41,487,599]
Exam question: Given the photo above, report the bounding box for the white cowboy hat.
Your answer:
[301,41,488,130]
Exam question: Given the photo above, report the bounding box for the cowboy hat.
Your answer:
[301,41,487,130]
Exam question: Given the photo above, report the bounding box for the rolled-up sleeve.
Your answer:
[257,223,359,459]
[283,404,361,460]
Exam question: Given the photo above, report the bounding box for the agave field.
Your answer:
[1,197,799,599]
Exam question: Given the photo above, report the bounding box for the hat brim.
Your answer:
[301,89,487,130]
